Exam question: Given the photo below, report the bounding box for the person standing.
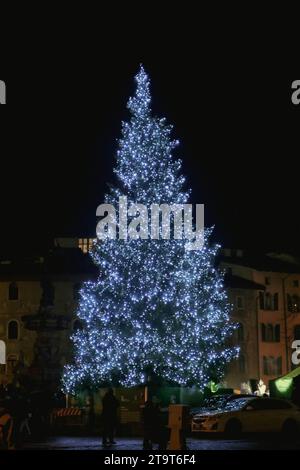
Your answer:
[102,388,119,447]
[142,398,157,450]
[0,404,14,450]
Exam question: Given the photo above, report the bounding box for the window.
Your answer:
[265,277,271,285]
[259,292,279,311]
[78,238,95,254]
[8,282,18,301]
[265,293,272,310]
[293,280,299,288]
[248,399,270,411]
[266,324,273,341]
[264,399,291,410]
[263,356,269,375]
[236,296,244,310]
[7,320,19,340]
[261,324,280,342]
[274,324,280,342]
[294,325,300,340]
[263,356,282,376]
[287,294,300,313]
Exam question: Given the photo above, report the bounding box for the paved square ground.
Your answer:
[23,435,300,450]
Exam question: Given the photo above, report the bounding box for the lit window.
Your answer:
[287,294,300,313]
[78,238,95,253]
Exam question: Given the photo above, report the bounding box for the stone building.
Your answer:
[221,249,300,391]
[0,240,97,389]
[1,240,300,394]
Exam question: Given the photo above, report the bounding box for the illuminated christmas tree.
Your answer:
[62,66,238,393]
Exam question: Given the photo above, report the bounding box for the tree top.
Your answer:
[127,64,151,118]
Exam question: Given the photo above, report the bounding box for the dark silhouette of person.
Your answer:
[102,388,119,446]
[155,404,169,450]
[142,398,157,450]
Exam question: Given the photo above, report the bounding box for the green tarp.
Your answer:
[269,366,300,399]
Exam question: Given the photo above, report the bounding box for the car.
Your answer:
[190,395,229,416]
[191,397,300,435]
[190,394,256,416]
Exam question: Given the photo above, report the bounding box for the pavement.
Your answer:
[22,435,300,450]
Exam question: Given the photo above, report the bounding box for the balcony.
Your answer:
[22,312,71,331]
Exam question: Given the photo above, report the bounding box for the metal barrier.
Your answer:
[51,407,86,426]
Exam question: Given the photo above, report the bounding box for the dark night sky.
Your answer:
[0,19,299,256]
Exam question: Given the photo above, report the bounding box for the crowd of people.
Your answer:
[1,384,170,450]
[2,381,300,450]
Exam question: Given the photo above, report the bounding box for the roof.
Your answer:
[220,250,300,274]
[224,274,265,290]
[0,247,98,281]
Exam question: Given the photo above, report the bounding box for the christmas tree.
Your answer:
[62,66,238,393]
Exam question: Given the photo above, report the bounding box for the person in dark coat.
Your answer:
[155,404,169,450]
[142,398,157,450]
[102,388,119,447]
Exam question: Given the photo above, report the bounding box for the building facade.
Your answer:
[0,241,97,389]
[1,242,300,394]
[221,250,300,391]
